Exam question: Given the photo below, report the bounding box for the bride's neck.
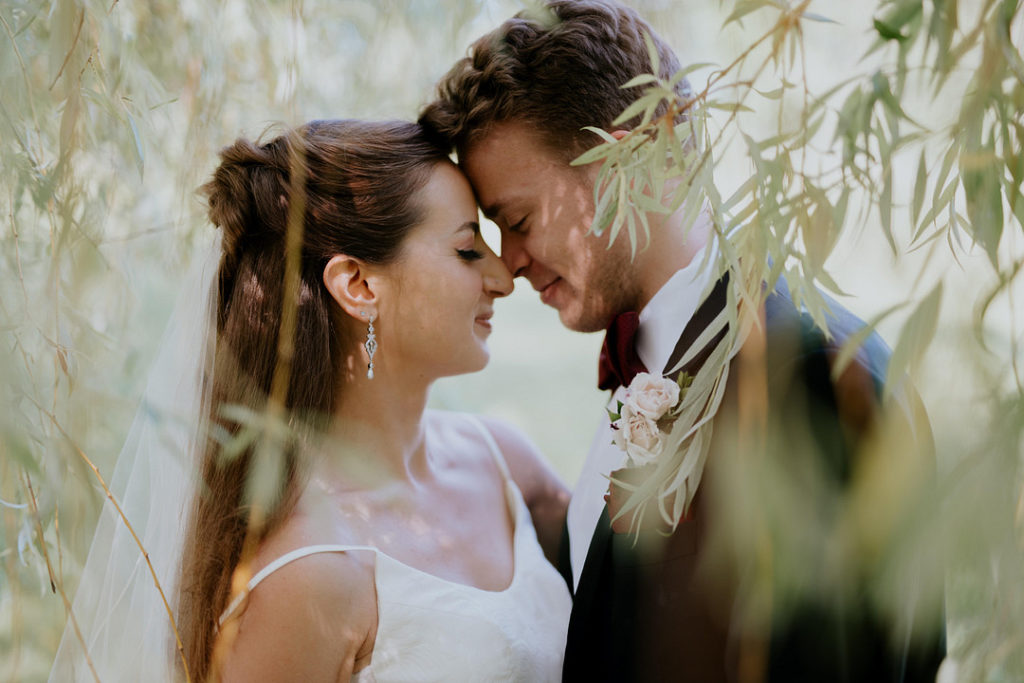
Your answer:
[323,361,433,486]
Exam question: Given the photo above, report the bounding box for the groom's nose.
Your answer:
[500,233,530,279]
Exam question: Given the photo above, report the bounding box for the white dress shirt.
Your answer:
[566,247,718,591]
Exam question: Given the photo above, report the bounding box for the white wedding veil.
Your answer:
[50,235,220,682]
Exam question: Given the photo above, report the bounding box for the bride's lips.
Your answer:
[475,311,493,330]
[538,278,561,306]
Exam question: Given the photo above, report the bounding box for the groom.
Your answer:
[421,1,945,680]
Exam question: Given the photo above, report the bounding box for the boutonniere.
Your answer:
[605,371,693,533]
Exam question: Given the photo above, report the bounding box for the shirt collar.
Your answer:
[635,239,719,375]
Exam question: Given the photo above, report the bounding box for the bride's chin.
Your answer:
[459,347,490,375]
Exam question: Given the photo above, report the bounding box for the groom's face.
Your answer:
[461,122,636,333]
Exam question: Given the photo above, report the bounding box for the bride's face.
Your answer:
[376,162,513,378]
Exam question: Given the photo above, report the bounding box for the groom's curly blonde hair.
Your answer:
[419,0,690,160]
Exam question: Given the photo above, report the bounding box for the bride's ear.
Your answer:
[323,255,381,319]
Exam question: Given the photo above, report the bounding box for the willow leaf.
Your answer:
[582,125,618,144]
[815,267,850,298]
[621,73,658,89]
[613,93,660,127]
[832,302,906,378]
[911,148,927,226]
[724,0,770,27]
[124,108,145,178]
[885,281,943,393]
[643,30,660,75]
[801,12,839,24]
[572,141,615,166]
[879,167,896,255]
[707,101,754,113]
[915,178,957,241]
[962,144,1005,268]
[669,62,717,87]
[756,86,786,100]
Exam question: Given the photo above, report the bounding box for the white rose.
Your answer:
[624,372,680,420]
[614,405,663,466]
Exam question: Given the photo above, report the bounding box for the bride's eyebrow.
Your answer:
[455,221,480,235]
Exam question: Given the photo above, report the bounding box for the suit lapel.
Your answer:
[662,274,730,378]
[565,274,733,680]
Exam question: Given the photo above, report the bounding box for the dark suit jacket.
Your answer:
[561,278,945,682]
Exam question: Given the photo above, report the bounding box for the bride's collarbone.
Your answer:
[289,463,516,590]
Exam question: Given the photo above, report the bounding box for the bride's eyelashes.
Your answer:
[457,248,485,261]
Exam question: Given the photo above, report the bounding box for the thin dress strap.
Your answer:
[217,544,374,627]
[462,414,512,482]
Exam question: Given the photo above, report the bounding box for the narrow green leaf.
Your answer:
[580,125,618,144]
[124,108,145,178]
[722,175,758,213]
[669,62,718,87]
[816,267,850,298]
[914,179,957,242]
[885,281,943,393]
[724,0,768,27]
[962,135,1005,267]
[879,167,896,255]
[643,31,660,75]
[755,86,786,100]
[621,73,658,89]
[572,141,615,166]
[801,12,839,24]
[706,101,754,113]
[4,434,40,475]
[613,94,659,127]
[831,302,906,378]
[591,175,619,236]
[935,141,958,199]
[669,121,688,169]
[911,149,927,226]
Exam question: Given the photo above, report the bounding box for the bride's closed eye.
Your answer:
[457,248,485,261]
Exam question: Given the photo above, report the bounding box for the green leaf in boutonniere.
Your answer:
[675,370,694,392]
[606,400,625,423]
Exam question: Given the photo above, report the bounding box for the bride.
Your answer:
[51,119,572,682]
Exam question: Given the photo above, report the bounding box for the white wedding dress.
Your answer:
[218,412,572,682]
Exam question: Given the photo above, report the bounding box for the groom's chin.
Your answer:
[557,305,611,334]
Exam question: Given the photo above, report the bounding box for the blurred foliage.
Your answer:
[0,1,531,679]
[1,0,1022,681]
[587,0,1023,679]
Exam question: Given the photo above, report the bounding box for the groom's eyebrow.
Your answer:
[480,202,502,221]
[481,196,524,224]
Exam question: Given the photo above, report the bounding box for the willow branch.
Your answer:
[22,472,100,683]
[30,399,193,683]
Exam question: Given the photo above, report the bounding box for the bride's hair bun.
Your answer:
[202,134,291,271]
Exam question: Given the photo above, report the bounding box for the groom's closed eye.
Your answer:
[507,217,528,235]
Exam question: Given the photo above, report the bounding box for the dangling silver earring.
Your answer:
[363,312,377,379]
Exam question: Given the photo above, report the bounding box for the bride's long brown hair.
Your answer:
[177,120,448,681]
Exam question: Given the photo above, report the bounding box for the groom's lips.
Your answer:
[538,278,561,306]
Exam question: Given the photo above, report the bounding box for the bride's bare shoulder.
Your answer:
[219,525,377,682]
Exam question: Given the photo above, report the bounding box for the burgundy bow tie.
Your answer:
[597,311,648,391]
